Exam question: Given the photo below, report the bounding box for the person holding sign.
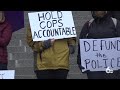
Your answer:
[27,26,76,79]
[77,11,120,79]
[27,11,76,79]
[0,11,12,70]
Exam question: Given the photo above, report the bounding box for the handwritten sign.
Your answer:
[0,70,15,79]
[28,11,76,41]
[80,38,120,72]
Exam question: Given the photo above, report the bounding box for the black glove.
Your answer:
[78,65,90,73]
[78,63,85,72]
[69,45,75,54]
[43,39,51,50]
[79,65,85,69]
[77,57,90,73]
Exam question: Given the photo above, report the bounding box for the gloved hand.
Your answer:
[79,65,85,69]
[43,39,55,50]
[77,58,90,73]
[69,45,75,54]
[78,65,90,73]
[43,39,52,50]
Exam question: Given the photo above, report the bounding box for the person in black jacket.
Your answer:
[77,11,120,79]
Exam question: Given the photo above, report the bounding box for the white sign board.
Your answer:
[80,38,120,72]
[0,70,15,79]
[28,11,76,41]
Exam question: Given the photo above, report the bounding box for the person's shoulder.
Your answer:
[82,20,90,27]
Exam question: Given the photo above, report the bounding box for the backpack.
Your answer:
[86,17,118,38]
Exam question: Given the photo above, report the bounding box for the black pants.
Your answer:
[35,69,69,79]
[0,63,7,70]
[87,70,120,79]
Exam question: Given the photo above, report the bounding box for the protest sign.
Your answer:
[28,11,76,41]
[80,38,120,72]
[0,70,15,79]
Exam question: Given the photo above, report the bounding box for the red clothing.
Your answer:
[0,20,12,64]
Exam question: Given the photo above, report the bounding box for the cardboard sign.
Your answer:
[0,70,15,79]
[28,11,76,41]
[80,38,120,72]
